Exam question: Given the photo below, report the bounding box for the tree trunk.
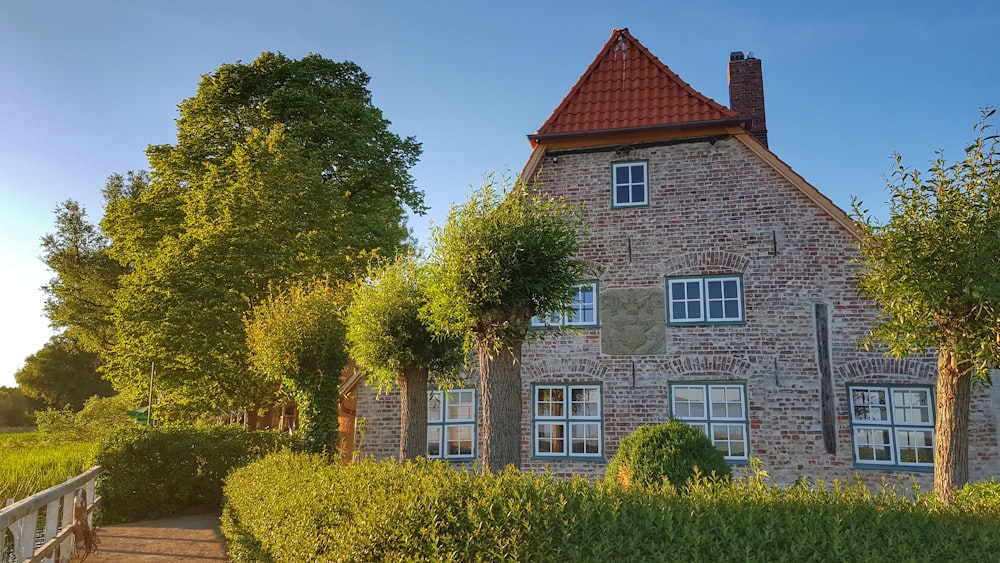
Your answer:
[399,367,429,460]
[934,347,972,504]
[479,340,523,472]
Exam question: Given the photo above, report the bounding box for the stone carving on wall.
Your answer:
[601,287,666,355]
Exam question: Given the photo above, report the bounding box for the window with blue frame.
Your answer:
[427,389,476,460]
[670,382,749,462]
[667,275,744,324]
[531,282,598,328]
[533,384,603,458]
[612,162,648,207]
[849,385,934,469]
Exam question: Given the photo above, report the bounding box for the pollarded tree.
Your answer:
[245,278,348,455]
[424,174,588,472]
[852,109,1000,503]
[346,253,463,460]
[100,53,423,420]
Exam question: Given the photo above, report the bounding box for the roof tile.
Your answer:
[535,29,737,137]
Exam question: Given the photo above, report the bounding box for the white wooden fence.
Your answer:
[0,466,103,563]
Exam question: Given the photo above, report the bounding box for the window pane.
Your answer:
[712,423,747,459]
[427,426,442,458]
[570,422,601,454]
[723,280,738,298]
[446,425,474,456]
[536,387,564,417]
[672,386,706,419]
[896,429,933,465]
[631,184,645,203]
[686,301,701,319]
[570,387,599,417]
[686,281,700,299]
[536,423,565,453]
[893,389,932,425]
[851,388,889,422]
[708,300,723,319]
[447,390,474,421]
[567,284,595,325]
[427,392,442,423]
[616,185,629,204]
[710,385,745,419]
[616,166,629,184]
[855,427,893,462]
[708,281,722,299]
[724,301,739,319]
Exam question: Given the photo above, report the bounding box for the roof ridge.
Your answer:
[532,28,738,141]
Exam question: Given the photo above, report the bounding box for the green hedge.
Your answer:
[222,452,1000,562]
[94,425,285,524]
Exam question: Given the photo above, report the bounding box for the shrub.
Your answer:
[93,425,285,524]
[35,395,136,443]
[953,478,1000,514]
[605,420,731,489]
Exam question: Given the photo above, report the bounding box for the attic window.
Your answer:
[612,162,648,207]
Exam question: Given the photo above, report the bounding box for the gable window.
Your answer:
[849,385,934,469]
[670,382,749,462]
[612,162,648,207]
[531,282,598,328]
[667,275,744,324]
[533,384,603,458]
[427,389,476,460]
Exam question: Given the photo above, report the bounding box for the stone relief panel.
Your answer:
[601,287,666,355]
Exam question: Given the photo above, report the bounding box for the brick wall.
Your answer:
[355,134,1000,485]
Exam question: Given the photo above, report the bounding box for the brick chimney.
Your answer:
[728,51,768,147]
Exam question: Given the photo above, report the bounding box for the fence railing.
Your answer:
[0,466,103,563]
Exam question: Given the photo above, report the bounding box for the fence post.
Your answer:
[59,486,75,562]
[1,498,10,559]
[12,504,38,562]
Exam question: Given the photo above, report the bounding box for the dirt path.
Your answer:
[76,514,228,562]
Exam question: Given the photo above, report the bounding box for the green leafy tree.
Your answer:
[100,53,423,420]
[346,253,463,460]
[245,278,348,455]
[0,386,39,427]
[41,197,128,354]
[424,174,588,471]
[15,335,114,411]
[852,109,1000,503]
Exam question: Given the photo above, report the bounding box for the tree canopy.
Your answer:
[425,173,588,471]
[852,109,1000,502]
[346,253,463,459]
[15,335,114,411]
[98,52,423,420]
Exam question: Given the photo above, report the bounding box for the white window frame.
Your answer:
[848,385,934,469]
[670,382,749,462]
[427,388,476,460]
[533,384,603,458]
[531,282,598,328]
[666,275,744,324]
[612,161,648,207]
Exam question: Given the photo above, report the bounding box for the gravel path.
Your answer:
[75,514,228,562]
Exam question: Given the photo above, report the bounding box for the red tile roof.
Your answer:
[532,29,739,140]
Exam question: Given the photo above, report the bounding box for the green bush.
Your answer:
[953,478,1000,514]
[93,425,285,524]
[223,452,1000,562]
[35,395,136,443]
[605,420,731,489]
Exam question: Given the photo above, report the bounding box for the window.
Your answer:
[670,382,749,461]
[667,276,744,324]
[427,389,476,460]
[612,162,648,207]
[531,282,598,328]
[849,386,934,469]
[533,384,602,458]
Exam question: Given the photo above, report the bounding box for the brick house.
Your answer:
[353,29,1000,484]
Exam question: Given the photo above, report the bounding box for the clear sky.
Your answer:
[1,1,997,388]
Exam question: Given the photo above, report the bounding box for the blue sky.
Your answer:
[1,1,997,387]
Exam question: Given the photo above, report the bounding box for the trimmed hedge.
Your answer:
[94,425,285,524]
[222,451,1000,562]
[605,420,731,489]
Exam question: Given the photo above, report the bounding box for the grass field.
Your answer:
[0,429,96,503]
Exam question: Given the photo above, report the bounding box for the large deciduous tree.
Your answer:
[245,278,348,455]
[852,109,1000,503]
[424,174,588,472]
[15,335,114,411]
[100,53,423,420]
[41,196,128,354]
[346,253,463,460]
